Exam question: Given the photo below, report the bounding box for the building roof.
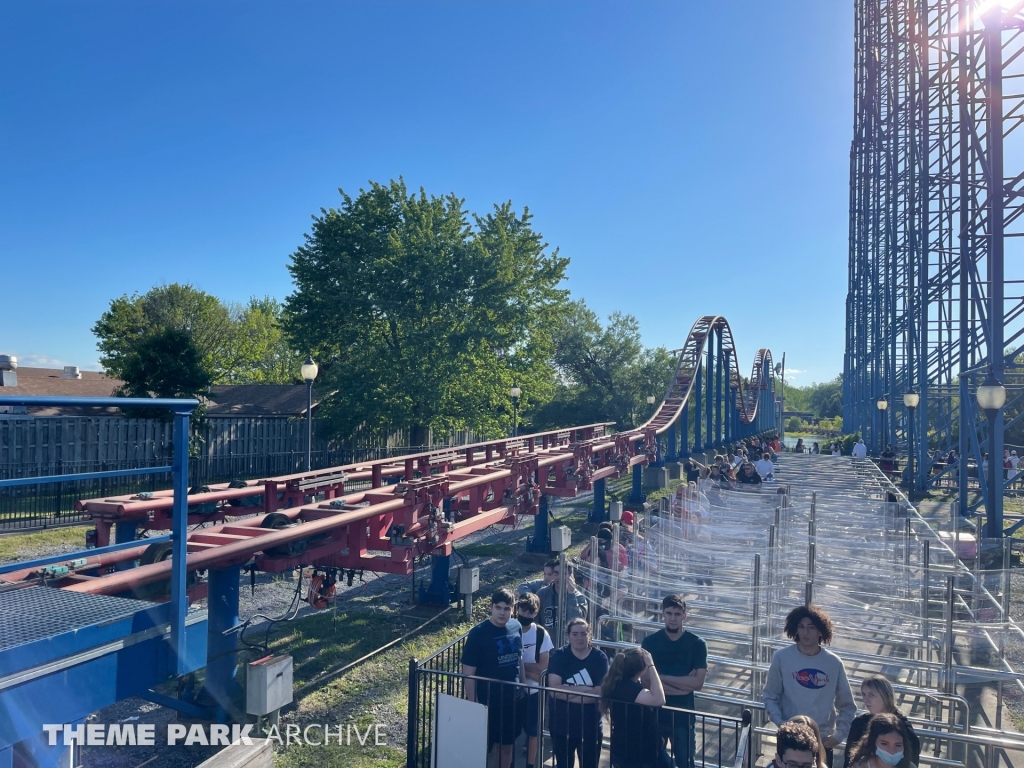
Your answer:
[0,366,324,419]
[0,367,121,415]
[205,384,323,417]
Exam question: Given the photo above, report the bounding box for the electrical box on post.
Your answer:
[609,501,624,521]
[459,566,479,594]
[550,526,572,552]
[246,655,294,716]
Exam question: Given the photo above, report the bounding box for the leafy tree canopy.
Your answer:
[783,375,842,418]
[533,301,677,431]
[94,284,300,387]
[283,179,569,443]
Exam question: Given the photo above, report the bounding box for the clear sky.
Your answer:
[1,2,852,386]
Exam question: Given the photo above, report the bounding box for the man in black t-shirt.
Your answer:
[684,459,701,484]
[735,462,762,490]
[548,618,609,768]
[641,595,708,768]
[462,588,525,768]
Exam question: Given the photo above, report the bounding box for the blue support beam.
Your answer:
[204,564,242,723]
[590,478,606,523]
[666,421,677,463]
[629,440,645,503]
[527,495,550,552]
[680,391,690,458]
[694,359,703,452]
[705,330,714,451]
[170,410,190,676]
[113,521,138,572]
[420,554,453,605]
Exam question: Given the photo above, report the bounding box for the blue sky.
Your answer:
[1,2,852,386]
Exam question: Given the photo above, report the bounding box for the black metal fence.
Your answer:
[0,446,429,531]
[406,631,752,768]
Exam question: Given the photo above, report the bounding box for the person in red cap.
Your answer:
[621,510,635,527]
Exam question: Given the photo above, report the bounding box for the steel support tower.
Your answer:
[845,0,1024,533]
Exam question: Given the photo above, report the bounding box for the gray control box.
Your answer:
[246,655,293,716]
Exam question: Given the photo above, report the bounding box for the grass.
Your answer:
[0,525,88,562]
[456,542,510,558]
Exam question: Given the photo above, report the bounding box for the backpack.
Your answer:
[534,624,548,656]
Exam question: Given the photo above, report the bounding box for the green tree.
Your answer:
[533,302,676,430]
[227,297,304,384]
[94,283,234,382]
[94,285,302,386]
[113,329,214,421]
[283,180,569,443]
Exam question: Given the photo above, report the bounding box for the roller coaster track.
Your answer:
[643,315,776,434]
[0,318,779,597]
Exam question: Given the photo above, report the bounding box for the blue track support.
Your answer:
[170,410,190,676]
[0,746,10,768]
[715,330,724,448]
[527,494,550,552]
[694,361,703,451]
[420,554,452,605]
[680,397,689,457]
[629,440,645,503]
[590,478,606,523]
[666,422,677,463]
[113,521,138,572]
[705,330,714,450]
[205,563,242,723]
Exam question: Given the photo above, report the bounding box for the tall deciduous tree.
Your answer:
[113,328,213,421]
[226,297,303,384]
[533,301,676,430]
[94,283,233,382]
[283,179,569,443]
[94,285,300,386]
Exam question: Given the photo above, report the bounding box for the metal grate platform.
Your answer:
[0,586,156,652]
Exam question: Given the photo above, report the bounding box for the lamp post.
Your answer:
[301,355,319,472]
[876,397,888,453]
[510,383,521,438]
[646,394,656,419]
[977,371,1007,538]
[903,390,919,492]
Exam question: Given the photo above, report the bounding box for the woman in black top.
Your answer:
[600,648,672,768]
[844,676,920,768]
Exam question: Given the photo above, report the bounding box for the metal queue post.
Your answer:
[564,454,1024,766]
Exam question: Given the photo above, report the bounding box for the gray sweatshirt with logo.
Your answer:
[762,644,856,742]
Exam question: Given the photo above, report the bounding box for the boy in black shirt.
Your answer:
[462,588,525,768]
[641,595,708,768]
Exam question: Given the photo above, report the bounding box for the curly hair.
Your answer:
[786,716,827,768]
[776,721,818,758]
[783,604,835,645]
[848,713,911,767]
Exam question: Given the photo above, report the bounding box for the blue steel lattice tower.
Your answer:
[844,0,1024,533]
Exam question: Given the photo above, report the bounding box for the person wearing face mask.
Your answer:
[847,713,917,768]
[843,677,920,768]
[517,593,553,768]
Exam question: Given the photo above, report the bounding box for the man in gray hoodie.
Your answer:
[536,562,587,637]
[763,605,855,768]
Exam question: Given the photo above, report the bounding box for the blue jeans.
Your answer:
[660,712,696,768]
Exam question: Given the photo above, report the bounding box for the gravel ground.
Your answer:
[9,493,594,767]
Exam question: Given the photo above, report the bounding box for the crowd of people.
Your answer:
[462,591,919,768]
